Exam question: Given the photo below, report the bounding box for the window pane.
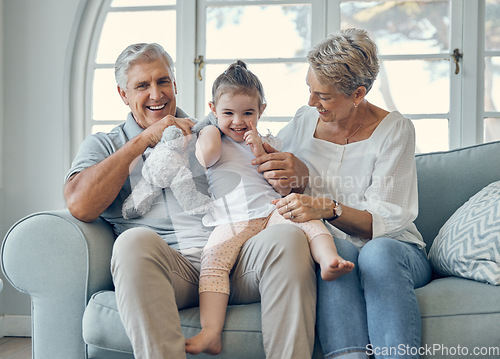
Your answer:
[368,60,449,114]
[251,63,310,117]
[485,0,500,51]
[485,57,500,112]
[485,118,500,142]
[206,5,311,59]
[96,11,176,64]
[93,69,130,124]
[203,62,309,119]
[340,0,450,55]
[413,118,449,153]
[207,0,283,2]
[111,0,175,6]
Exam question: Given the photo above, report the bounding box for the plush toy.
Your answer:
[122,114,217,219]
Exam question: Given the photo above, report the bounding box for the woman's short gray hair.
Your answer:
[115,43,175,89]
[307,28,379,96]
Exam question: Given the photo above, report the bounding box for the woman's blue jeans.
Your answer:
[316,237,432,359]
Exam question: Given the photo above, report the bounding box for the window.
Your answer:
[338,0,454,152]
[71,0,497,159]
[92,0,178,134]
[195,1,315,135]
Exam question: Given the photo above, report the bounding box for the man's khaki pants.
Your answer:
[111,224,316,359]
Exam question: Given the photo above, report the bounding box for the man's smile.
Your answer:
[147,103,166,111]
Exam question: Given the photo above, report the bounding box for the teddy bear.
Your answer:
[122,114,217,219]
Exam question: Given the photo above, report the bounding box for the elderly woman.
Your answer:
[256,28,432,358]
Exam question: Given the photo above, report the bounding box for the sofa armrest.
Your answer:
[1,210,116,359]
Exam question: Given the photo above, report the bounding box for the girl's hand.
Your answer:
[244,122,266,157]
[272,193,333,222]
[252,145,309,196]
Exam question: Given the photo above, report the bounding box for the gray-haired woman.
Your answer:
[254,28,432,359]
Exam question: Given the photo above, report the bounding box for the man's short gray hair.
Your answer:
[307,28,379,96]
[115,43,175,89]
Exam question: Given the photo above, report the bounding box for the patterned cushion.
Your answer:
[428,180,500,285]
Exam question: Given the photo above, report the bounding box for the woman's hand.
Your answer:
[252,144,309,196]
[273,193,374,239]
[272,193,332,222]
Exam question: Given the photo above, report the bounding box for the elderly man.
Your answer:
[63,43,316,359]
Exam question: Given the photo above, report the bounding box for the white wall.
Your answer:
[1,0,83,330]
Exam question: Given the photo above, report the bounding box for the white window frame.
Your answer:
[461,0,485,147]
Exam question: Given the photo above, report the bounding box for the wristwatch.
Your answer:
[326,200,342,221]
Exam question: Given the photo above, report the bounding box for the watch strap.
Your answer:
[326,200,340,221]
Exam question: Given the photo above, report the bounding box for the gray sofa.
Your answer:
[2,140,500,359]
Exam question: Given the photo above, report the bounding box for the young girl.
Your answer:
[185,61,354,355]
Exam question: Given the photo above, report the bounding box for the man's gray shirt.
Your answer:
[65,109,211,267]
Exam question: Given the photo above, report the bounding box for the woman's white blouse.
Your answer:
[278,106,425,250]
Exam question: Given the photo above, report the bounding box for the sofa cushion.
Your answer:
[416,277,500,351]
[428,180,500,285]
[414,140,500,249]
[83,290,266,358]
[82,291,134,355]
[416,276,500,317]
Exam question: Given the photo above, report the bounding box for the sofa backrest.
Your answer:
[414,140,500,249]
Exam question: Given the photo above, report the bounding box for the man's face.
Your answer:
[118,58,177,129]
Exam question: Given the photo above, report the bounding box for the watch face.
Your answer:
[336,203,342,217]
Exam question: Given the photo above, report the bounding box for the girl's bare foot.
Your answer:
[320,256,355,281]
[185,328,222,355]
[309,234,354,281]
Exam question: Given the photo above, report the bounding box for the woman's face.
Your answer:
[306,67,353,123]
[210,92,264,142]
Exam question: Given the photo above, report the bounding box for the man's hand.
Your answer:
[142,115,195,148]
[65,115,195,222]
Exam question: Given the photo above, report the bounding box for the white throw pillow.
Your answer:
[428,180,500,285]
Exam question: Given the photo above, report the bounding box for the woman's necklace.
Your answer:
[336,105,368,144]
[336,122,363,144]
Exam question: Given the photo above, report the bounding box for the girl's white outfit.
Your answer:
[202,136,280,227]
[200,135,330,294]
